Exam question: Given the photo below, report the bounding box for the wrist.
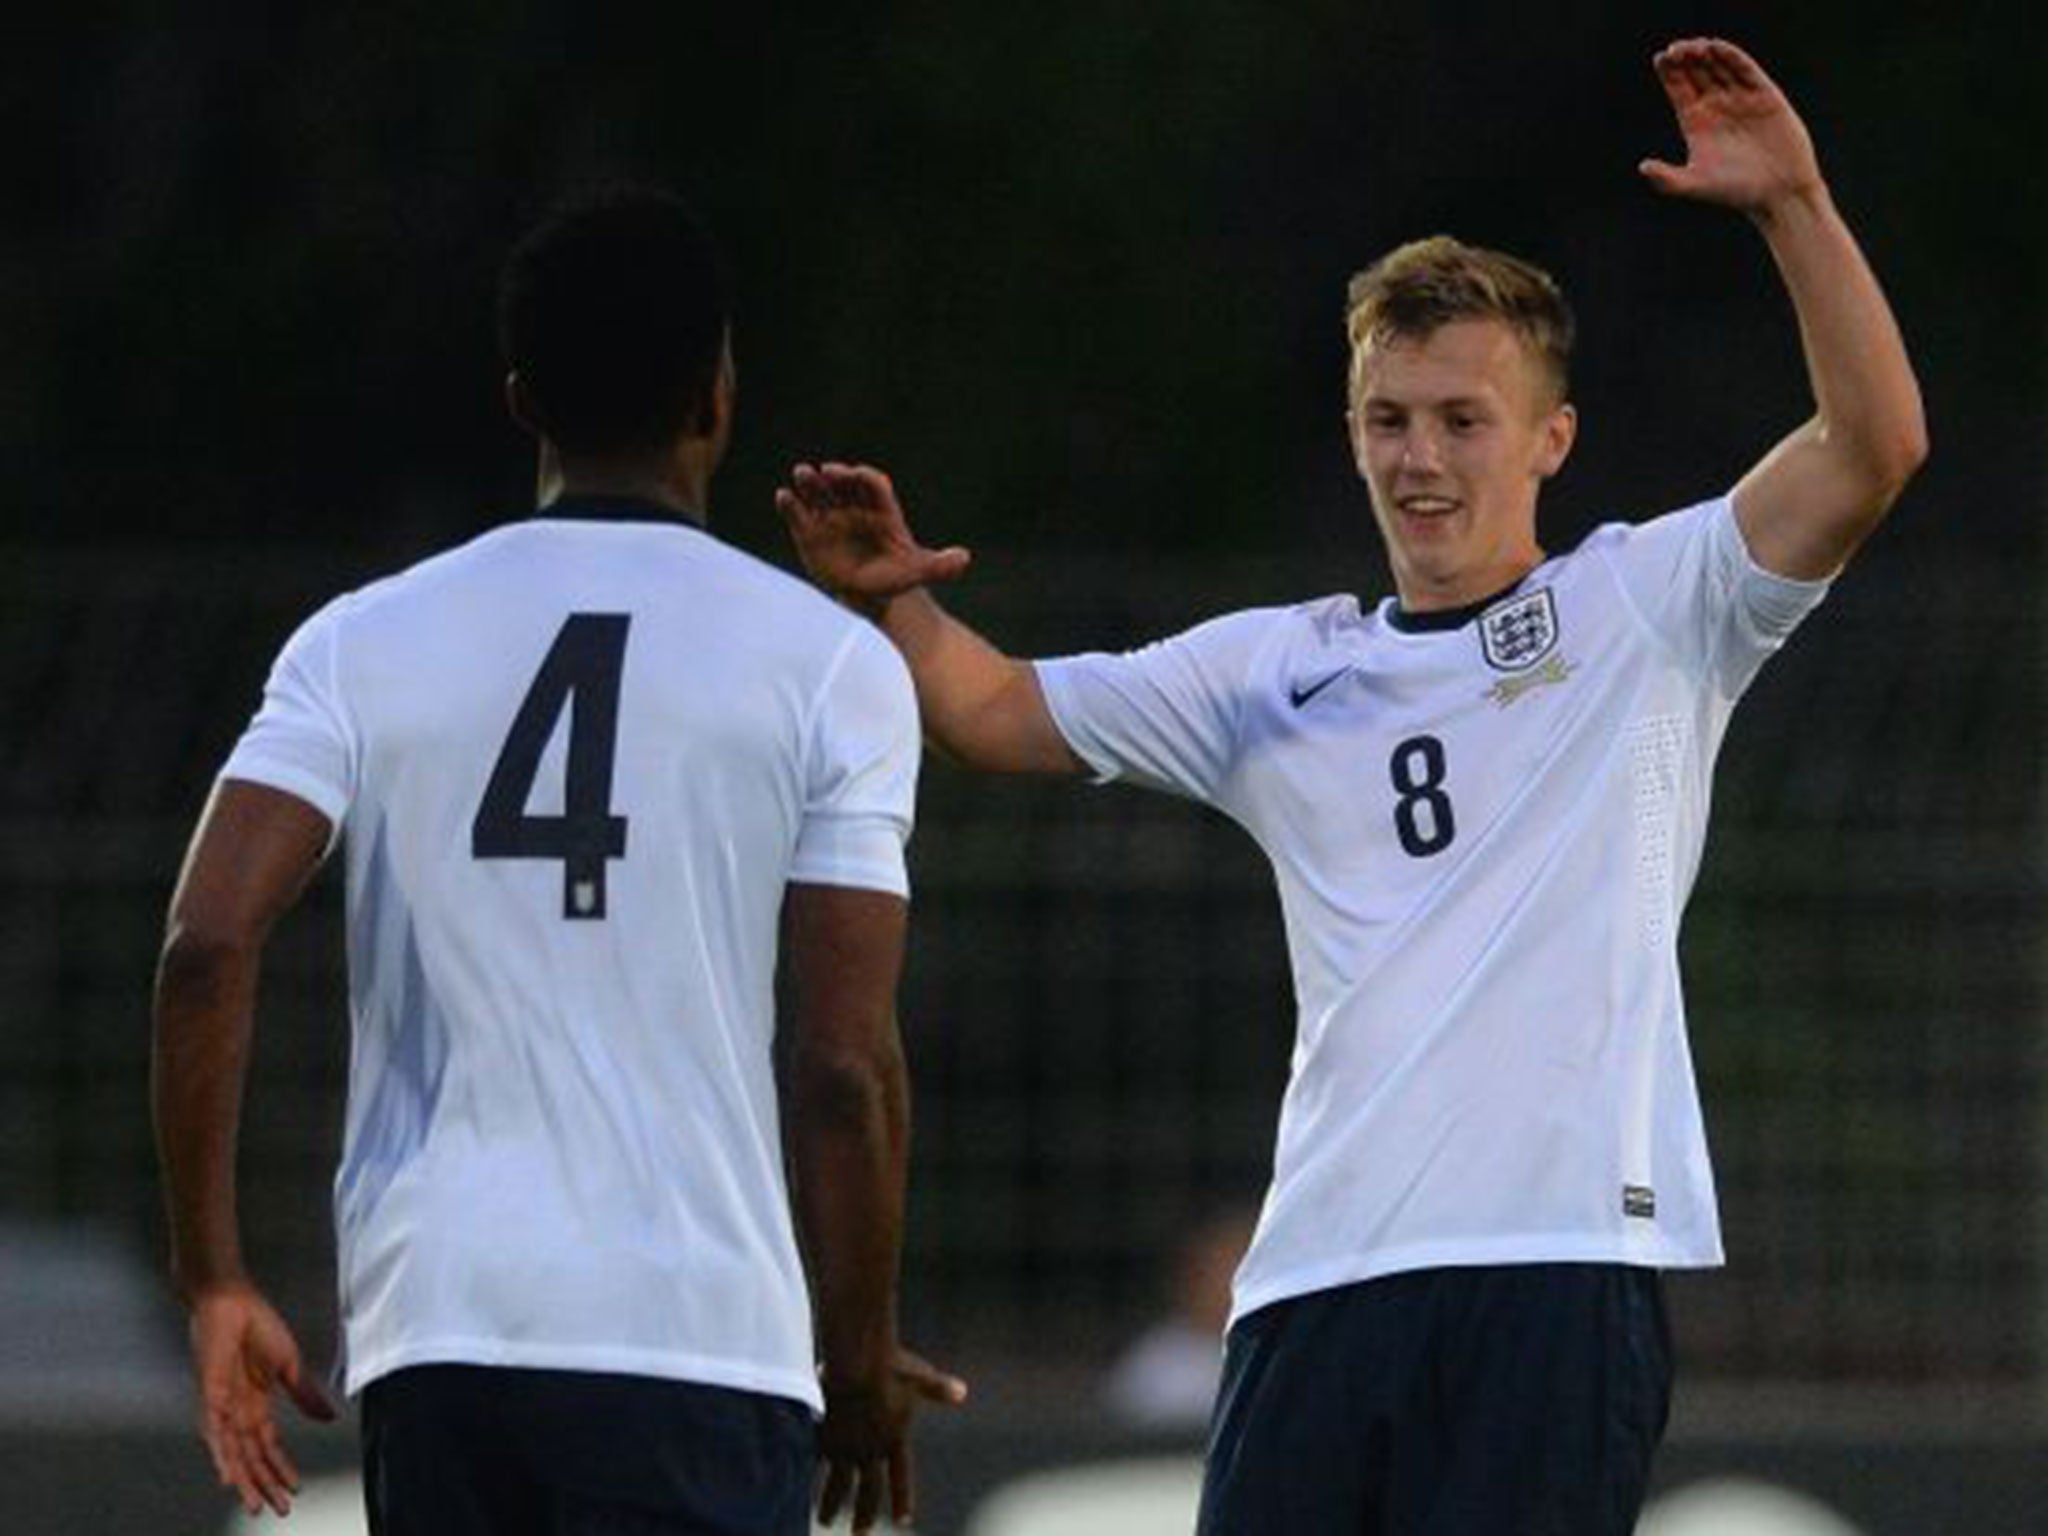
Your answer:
[1747,176,1832,230]
[169,1241,251,1308]
[835,587,902,626]
[174,1266,253,1310]
[819,1323,898,1394]
[820,1357,893,1397]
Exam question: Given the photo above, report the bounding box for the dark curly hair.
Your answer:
[497,185,729,458]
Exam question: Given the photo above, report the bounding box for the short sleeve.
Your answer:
[1033,608,1274,803]
[1600,495,1831,700]
[218,599,357,829]
[791,625,920,896]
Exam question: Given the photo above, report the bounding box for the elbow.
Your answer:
[1831,413,1928,523]
[1877,413,1930,497]
[155,921,255,1007]
[783,1038,904,1133]
[1862,403,1930,504]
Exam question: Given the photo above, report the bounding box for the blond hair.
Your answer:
[1345,236,1574,408]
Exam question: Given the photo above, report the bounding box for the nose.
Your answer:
[1399,424,1444,474]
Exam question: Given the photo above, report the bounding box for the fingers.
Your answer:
[1703,39,1767,89]
[818,1456,894,1533]
[190,1293,329,1517]
[852,1456,884,1533]
[249,1411,304,1515]
[818,1457,854,1526]
[1655,37,1770,101]
[1636,157,1694,197]
[281,1357,340,1423]
[923,546,973,585]
[890,1438,917,1528]
[200,1413,258,1514]
[203,1394,300,1516]
[895,1349,970,1407]
[233,1347,305,1515]
[773,487,811,537]
[787,461,888,511]
[1672,39,1739,96]
[777,461,971,598]
[1654,41,1733,114]
[814,1349,965,1530]
[828,462,895,506]
[255,1318,333,1447]
[1651,44,1705,111]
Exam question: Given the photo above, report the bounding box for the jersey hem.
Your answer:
[217,762,349,831]
[343,1337,823,1414]
[785,856,910,897]
[1032,660,1122,786]
[782,868,905,901]
[1229,1235,1725,1330]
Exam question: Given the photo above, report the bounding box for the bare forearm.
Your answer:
[1754,183,1927,489]
[152,932,257,1301]
[1641,40,1928,577]
[874,589,1082,775]
[786,1042,909,1386]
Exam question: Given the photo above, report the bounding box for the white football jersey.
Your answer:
[1036,496,1828,1326]
[220,508,920,1410]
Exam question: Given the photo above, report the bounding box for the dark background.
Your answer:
[10,2,2039,576]
[4,6,2045,1529]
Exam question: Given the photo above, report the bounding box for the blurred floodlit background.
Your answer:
[4,3,2043,1532]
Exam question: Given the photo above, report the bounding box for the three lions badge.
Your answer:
[1479,588,1574,708]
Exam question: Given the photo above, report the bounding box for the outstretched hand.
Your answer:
[817,1346,969,1533]
[187,1282,338,1516]
[1639,38,1822,215]
[777,463,971,618]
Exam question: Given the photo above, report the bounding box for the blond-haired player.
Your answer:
[781,39,1922,1531]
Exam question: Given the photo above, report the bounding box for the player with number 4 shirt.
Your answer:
[153,188,963,1536]
[779,38,1924,1533]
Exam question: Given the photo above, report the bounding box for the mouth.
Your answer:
[1395,494,1461,520]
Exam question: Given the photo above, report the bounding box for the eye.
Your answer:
[1447,412,1482,433]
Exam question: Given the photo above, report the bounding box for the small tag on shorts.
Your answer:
[1623,1185,1657,1220]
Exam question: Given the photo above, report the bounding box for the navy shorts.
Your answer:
[1197,1263,1673,1536]
[359,1364,816,1536]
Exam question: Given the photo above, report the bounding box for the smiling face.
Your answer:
[1349,317,1577,612]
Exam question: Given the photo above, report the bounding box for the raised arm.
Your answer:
[778,883,966,1531]
[778,463,1086,776]
[1640,38,1927,579]
[153,779,339,1517]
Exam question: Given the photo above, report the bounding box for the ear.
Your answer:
[697,335,736,440]
[1345,353,1371,479]
[1534,401,1577,480]
[504,372,541,437]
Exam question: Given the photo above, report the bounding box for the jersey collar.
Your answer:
[1386,571,1535,634]
[533,494,706,526]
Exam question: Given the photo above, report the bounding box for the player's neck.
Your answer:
[1393,549,1546,616]
[1390,551,1545,626]
[537,445,713,527]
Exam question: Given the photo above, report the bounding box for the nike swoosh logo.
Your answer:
[1288,670,1350,709]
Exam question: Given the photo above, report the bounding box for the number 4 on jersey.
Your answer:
[472,613,632,919]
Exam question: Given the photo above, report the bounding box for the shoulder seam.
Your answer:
[1589,519,1690,674]
[797,620,873,782]
[1227,606,1304,776]
[314,593,362,806]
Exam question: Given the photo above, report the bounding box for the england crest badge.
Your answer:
[1478,587,1573,707]
[1478,588,1559,672]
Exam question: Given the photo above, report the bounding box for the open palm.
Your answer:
[1640,39,1821,213]
[189,1283,337,1516]
[777,462,970,612]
